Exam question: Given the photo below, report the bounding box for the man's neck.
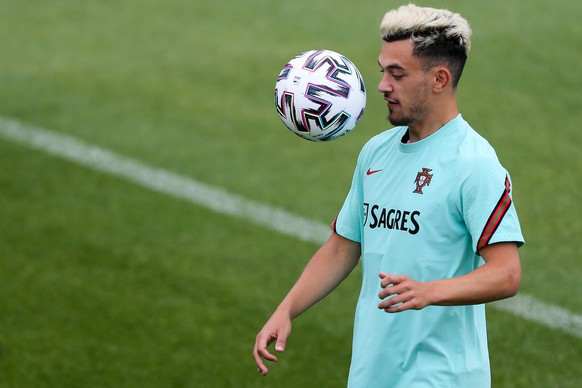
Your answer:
[406,102,459,143]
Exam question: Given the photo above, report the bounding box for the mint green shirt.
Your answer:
[334,115,524,387]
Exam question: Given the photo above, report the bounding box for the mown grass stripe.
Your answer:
[1,116,580,339]
[0,117,331,245]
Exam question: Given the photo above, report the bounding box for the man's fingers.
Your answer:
[381,301,409,313]
[258,347,278,362]
[378,273,407,288]
[378,285,394,299]
[255,356,269,376]
[378,273,427,313]
[255,334,278,361]
[378,282,408,299]
[253,323,292,376]
[253,346,275,376]
[253,333,278,376]
[377,274,412,312]
[378,294,405,309]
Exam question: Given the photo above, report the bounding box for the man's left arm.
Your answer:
[377,242,521,313]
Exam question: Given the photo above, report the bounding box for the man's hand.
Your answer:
[377,243,521,312]
[377,272,432,313]
[253,312,292,376]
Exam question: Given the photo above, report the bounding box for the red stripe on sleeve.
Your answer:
[477,176,512,251]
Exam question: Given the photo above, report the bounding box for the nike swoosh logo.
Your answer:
[366,168,383,176]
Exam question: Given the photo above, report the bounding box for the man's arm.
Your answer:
[253,232,361,376]
[377,242,521,312]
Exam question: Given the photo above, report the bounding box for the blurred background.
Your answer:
[1,0,581,386]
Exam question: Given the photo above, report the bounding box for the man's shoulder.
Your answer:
[454,118,500,163]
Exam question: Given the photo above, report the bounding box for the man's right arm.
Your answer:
[253,231,361,376]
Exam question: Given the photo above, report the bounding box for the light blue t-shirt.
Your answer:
[333,115,524,387]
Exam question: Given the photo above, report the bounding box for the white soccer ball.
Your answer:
[274,49,367,142]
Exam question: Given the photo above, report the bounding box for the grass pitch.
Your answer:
[1,0,581,387]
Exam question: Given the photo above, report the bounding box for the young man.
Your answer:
[253,4,524,387]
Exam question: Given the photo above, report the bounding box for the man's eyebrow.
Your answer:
[378,61,406,71]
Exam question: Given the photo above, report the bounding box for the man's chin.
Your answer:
[388,114,409,127]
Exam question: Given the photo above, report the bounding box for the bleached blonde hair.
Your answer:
[380,4,472,87]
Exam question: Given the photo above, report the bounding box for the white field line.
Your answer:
[0,117,331,245]
[494,294,582,338]
[1,116,581,340]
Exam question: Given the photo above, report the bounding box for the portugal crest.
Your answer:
[413,168,433,194]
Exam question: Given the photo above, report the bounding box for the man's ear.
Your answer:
[432,66,452,93]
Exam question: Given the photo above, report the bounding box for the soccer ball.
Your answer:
[274,49,366,142]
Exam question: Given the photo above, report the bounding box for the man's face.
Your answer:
[377,39,432,126]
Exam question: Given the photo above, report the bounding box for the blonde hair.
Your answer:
[380,4,472,87]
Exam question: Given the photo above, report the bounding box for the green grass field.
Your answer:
[1,0,581,386]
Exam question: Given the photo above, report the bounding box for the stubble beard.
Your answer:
[386,80,431,127]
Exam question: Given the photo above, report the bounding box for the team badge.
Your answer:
[413,168,433,194]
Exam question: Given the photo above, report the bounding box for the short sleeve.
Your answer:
[460,156,525,253]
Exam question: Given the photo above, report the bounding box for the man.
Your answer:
[253,4,524,387]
